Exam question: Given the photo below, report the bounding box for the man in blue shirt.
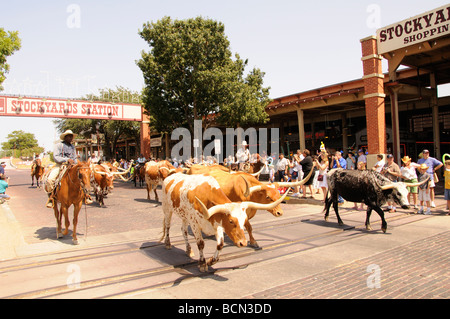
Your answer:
[332,151,347,204]
[417,149,443,208]
[332,151,347,170]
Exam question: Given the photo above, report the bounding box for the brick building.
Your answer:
[264,4,450,167]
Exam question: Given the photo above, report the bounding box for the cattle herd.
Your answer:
[32,157,428,272]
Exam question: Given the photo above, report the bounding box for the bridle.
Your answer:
[66,164,91,195]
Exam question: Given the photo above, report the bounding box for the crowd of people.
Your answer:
[267,145,449,215]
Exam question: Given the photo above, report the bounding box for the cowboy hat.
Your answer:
[419,163,429,170]
[401,156,412,163]
[60,130,77,140]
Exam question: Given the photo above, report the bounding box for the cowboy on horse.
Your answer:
[31,153,45,188]
[44,130,93,208]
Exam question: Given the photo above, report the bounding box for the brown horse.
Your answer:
[52,162,91,245]
[31,159,45,188]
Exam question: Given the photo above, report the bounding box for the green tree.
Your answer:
[0,28,21,91]
[137,16,270,135]
[1,130,43,157]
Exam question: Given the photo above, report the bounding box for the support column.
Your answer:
[430,73,441,159]
[140,112,151,159]
[388,86,401,162]
[360,35,387,168]
[297,109,306,151]
[341,113,348,153]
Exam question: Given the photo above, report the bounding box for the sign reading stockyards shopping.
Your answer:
[0,95,142,121]
[377,4,450,54]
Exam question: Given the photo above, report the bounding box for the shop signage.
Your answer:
[377,4,450,54]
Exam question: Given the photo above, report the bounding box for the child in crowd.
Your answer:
[268,163,275,183]
[354,161,366,211]
[417,163,431,215]
[444,160,450,215]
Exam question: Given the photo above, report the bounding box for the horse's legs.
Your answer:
[72,202,82,245]
[60,205,70,236]
[53,203,63,238]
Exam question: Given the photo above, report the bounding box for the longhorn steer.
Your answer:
[161,172,289,272]
[91,164,114,206]
[187,166,314,247]
[91,163,131,206]
[324,168,427,232]
[144,160,176,201]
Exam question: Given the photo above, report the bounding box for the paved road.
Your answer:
[0,167,449,299]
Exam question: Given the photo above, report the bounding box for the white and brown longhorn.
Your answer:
[161,172,290,272]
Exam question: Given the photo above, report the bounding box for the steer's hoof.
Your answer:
[198,263,208,273]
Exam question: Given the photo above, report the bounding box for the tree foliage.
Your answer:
[1,130,44,157]
[137,16,270,134]
[0,28,21,91]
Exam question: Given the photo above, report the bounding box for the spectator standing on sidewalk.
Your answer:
[331,151,347,204]
[0,175,11,204]
[417,164,431,215]
[372,154,385,173]
[444,160,450,215]
[381,154,402,213]
[417,149,443,208]
[300,149,314,198]
[346,152,356,170]
[314,151,329,202]
[401,156,420,209]
[0,162,7,178]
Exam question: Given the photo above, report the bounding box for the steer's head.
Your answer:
[248,184,284,217]
[378,178,429,209]
[196,200,248,248]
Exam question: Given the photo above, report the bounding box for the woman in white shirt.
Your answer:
[314,152,329,202]
[372,154,385,173]
[289,154,303,196]
[401,155,419,209]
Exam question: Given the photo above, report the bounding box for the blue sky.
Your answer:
[1,0,449,152]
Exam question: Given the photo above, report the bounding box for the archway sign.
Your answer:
[0,94,151,158]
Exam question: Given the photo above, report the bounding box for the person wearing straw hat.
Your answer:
[417,163,431,215]
[400,155,420,209]
[44,130,92,208]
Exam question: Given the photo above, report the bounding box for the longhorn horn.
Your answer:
[275,167,314,188]
[245,187,291,211]
[250,164,266,177]
[92,165,111,176]
[160,166,176,175]
[403,176,430,188]
[240,175,250,198]
[195,196,231,220]
[111,165,131,176]
[375,178,397,190]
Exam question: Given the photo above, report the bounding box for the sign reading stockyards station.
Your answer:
[377,4,450,54]
[0,95,142,121]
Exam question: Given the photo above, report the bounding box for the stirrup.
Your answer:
[46,198,55,208]
[85,196,93,205]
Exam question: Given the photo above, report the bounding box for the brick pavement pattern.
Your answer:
[246,231,450,299]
